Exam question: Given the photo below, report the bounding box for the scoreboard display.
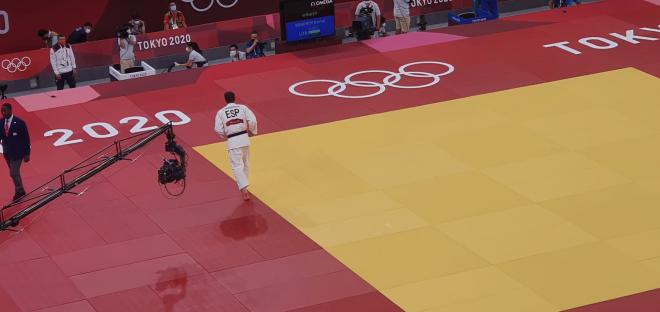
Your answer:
[280,0,336,42]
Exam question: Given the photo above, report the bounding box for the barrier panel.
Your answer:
[0,0,509,81]
[0,15,280,81]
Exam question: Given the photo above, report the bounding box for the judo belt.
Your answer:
[228,130,248,138]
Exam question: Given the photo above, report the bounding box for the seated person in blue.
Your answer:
[550,0,581,8]
[246,31,265,59]
[479,0,499,18]
[68,22,93,44]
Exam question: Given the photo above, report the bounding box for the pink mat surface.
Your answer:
[14,86,100,112]
[362,31,466,53]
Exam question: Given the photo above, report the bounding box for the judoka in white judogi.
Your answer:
[214,92,258,200]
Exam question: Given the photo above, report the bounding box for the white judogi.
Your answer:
[214,103,258,190]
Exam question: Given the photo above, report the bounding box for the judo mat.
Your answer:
[1,0,659,311]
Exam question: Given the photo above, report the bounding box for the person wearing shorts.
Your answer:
[394,0,411,34]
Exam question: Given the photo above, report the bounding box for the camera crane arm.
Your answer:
[0,123,178,231]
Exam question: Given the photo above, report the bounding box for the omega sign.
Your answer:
[310,0,333,6]
[410,0,452,8]
[0,10,9,35]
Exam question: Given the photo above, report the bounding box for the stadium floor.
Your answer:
[1,0,659,311]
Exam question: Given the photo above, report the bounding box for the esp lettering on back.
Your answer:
[225,108,240,119]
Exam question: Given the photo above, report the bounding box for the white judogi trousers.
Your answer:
[229,146,250,190]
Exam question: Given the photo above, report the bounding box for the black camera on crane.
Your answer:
[158,128,187,190]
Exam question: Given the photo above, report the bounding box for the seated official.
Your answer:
[175,42,207,69]
[229,44,247,62]
[549,0,581,8]
[68,22,93,44]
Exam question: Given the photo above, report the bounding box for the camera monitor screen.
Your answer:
[280,0,336,42]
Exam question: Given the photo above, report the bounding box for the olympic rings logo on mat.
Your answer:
[1,57,32,73]
[288,61,455,99]
[180,0,239,12]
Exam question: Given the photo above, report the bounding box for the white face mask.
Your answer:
[186,47,191,52]
[170,5,177,11]
[84,28,91,34]
[230,50,237,57]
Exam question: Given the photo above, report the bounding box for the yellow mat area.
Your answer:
[195,68,660,311]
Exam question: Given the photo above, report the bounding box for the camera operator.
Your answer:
[174,42,207,69]
[117,25,137,73]
[355,0,381,37]
[550,0,581,8]
[37,29,59,49]
[129,14,146,35]
[245,31,265,59]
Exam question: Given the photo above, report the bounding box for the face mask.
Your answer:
[230,51,237,57]
[85,28,91,34]
[170,5,177,11]
[186,47,191,52]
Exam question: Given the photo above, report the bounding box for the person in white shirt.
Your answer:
[229,44,246,62]
[393,0,411,34]
[355,0,381,34]
[214,91,258,200]
[175,42,207,69]
[49,35,77,90]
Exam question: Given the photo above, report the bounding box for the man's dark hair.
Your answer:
[224,92,236,103]
[230,44,238,49]
[2,103,12,110]
[84,22,93,28]
[58,34,66,39]
[251,31,258,35]
[37,29,49,38]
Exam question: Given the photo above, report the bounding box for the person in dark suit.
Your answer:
[0,103,30,201]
